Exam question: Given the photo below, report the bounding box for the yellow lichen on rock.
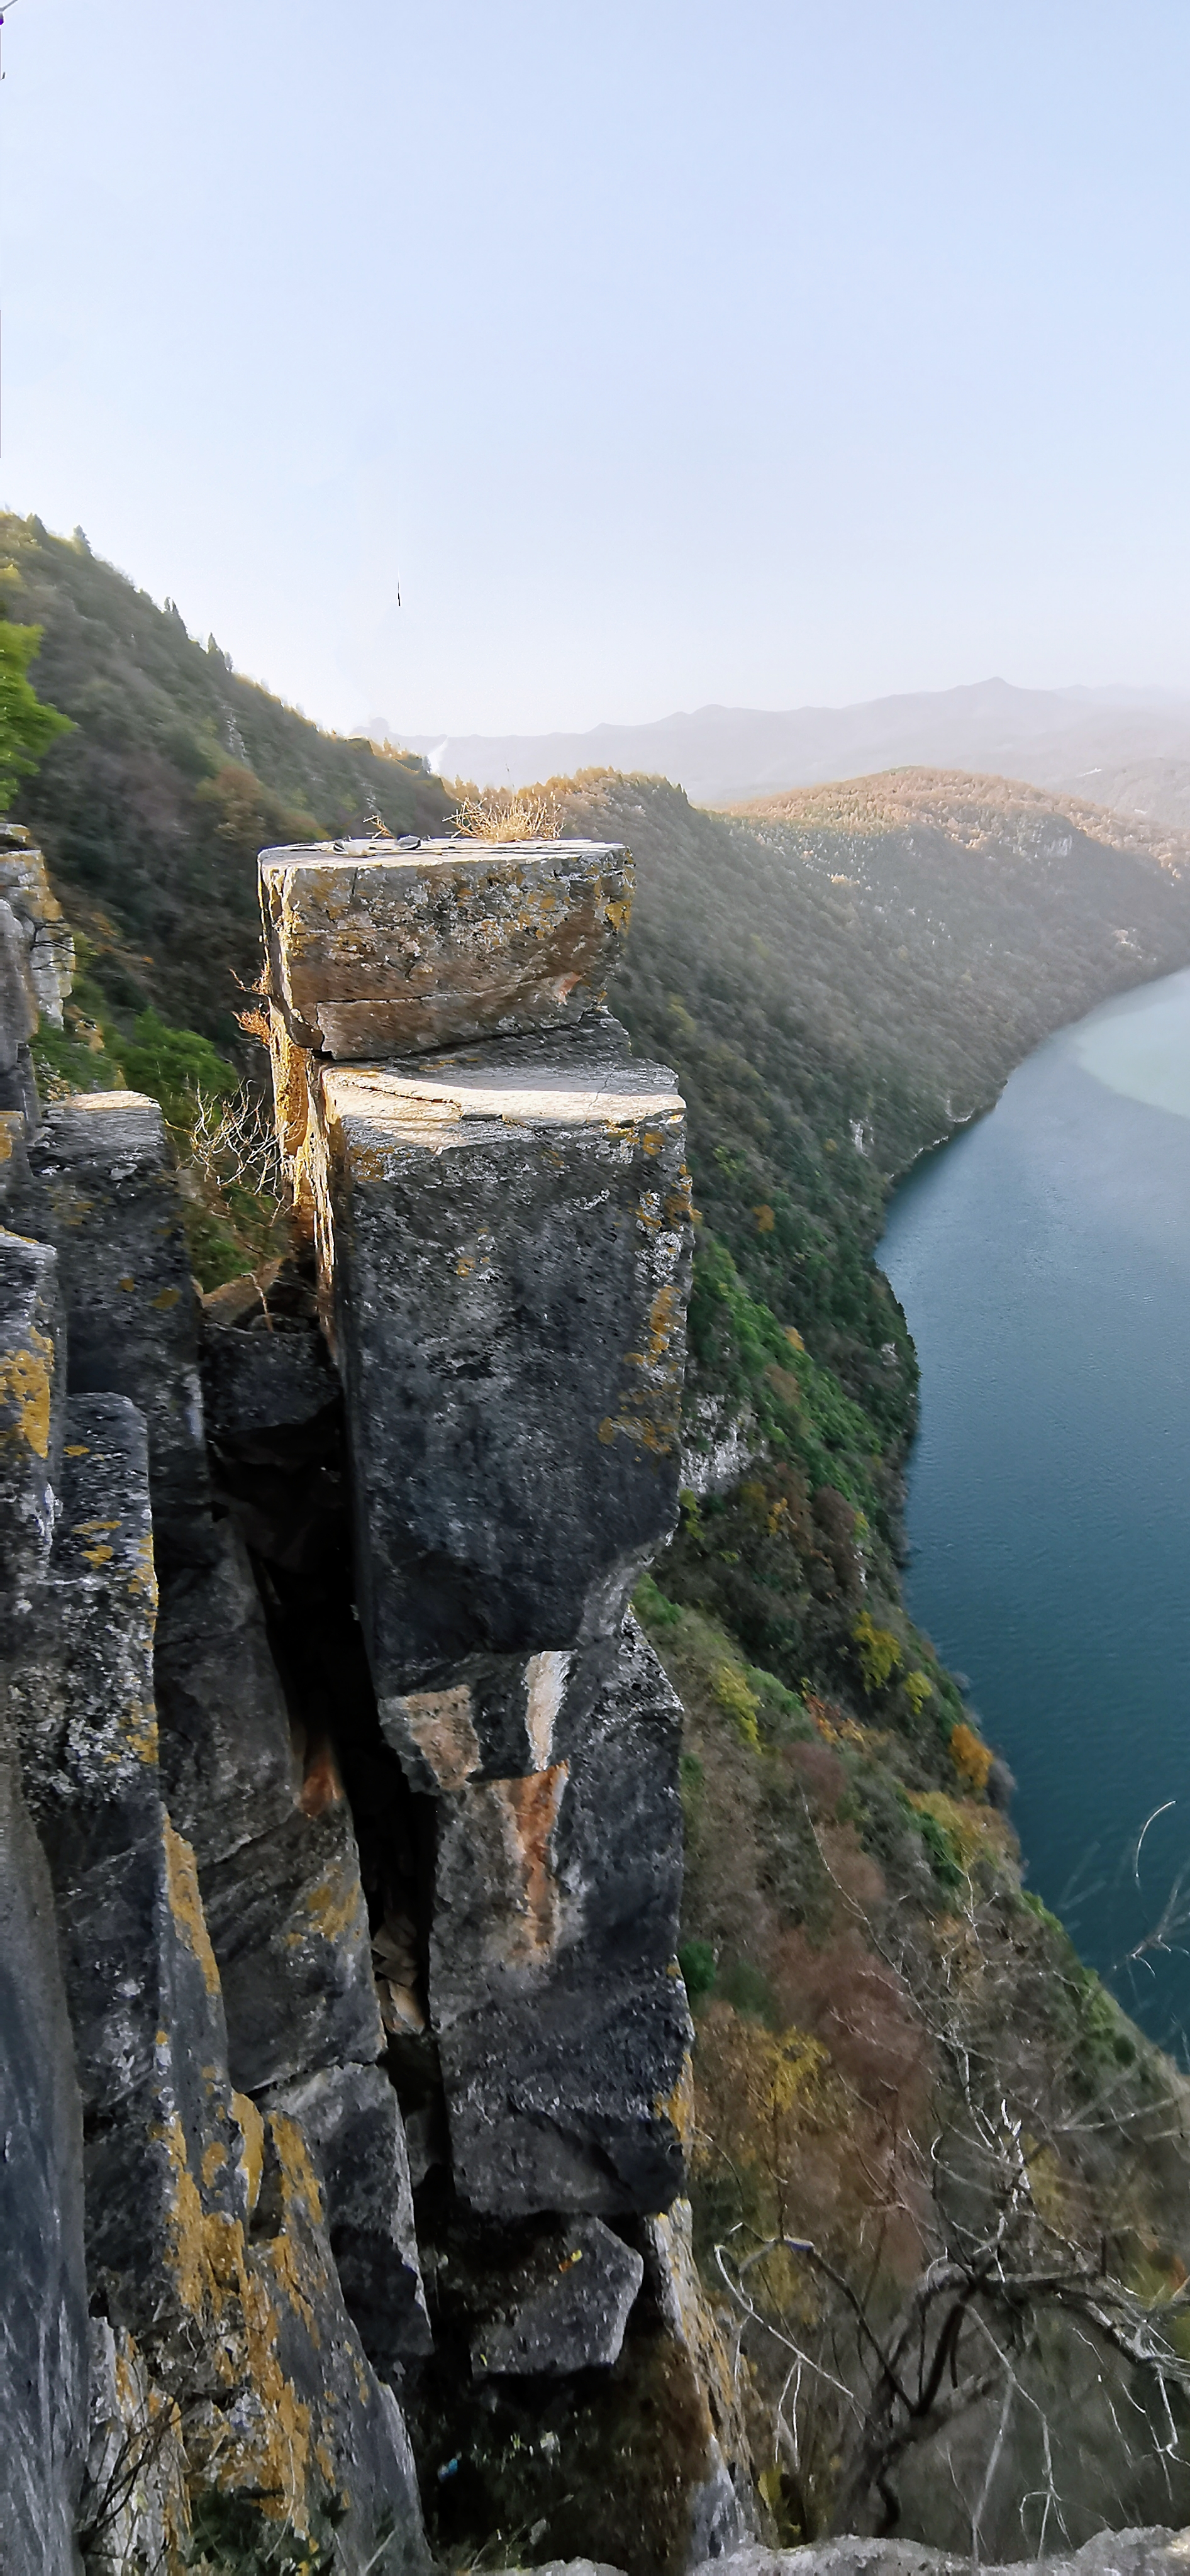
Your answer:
[0,1330,53,1454]
[163,1818,222,1999]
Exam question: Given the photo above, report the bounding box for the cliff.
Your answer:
[11,519,1190,2551]
[0,823,755,2573]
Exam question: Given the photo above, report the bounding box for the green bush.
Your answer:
[678,1938,717,2004]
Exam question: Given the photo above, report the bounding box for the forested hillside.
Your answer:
[16,518,1190,2539]
[2,514,452,1045]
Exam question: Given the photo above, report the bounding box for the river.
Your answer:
[879,964,1190,2057]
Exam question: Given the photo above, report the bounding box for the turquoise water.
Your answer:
[879,966,1190,2055]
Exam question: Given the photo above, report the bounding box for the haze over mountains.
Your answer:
[373,679,1190,825]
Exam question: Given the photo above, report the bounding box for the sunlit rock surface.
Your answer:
[262,833,632,1058]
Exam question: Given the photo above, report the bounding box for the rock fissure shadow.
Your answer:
[200,1255,445,2174]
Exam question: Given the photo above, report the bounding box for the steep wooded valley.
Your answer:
[12,515,1190,2559]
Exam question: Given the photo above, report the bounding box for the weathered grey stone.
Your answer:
[0,1226,62,1601]
[0,828,74,1026]
[0,896,37,1087]
[0,1735,88,2576]
[382,1643,594,1794]
[430,1616,692,2216]
[261,835,633,1059]
[261,2059,432,2373]
[154,1518,299,1870]
[199,1779,384,2095]
[83,2320,187,2576]
[298,1018,691,1689]
[8,1395,245,2348]
[27,1092,208,1548]
[6,1392,427,2563]
[692,2540,1190,2576]
[469,2218,643,2377]
[199,1306,337,1445]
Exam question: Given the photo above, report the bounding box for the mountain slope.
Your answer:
[2,514,452,1047]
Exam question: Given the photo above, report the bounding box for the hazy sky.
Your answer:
[4,2,1189,735]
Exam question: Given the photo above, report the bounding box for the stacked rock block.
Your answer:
[0,889,427,2570]
[262,835,697,2345]
[0,822,73,1123]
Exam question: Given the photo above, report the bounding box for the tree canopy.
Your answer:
[0,616,70,808]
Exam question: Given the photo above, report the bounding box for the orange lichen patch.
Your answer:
[271,2116,323,2231]
[396,1684,481,1790]
[290,1860,370,1955]
[64,1443,90,1457]
[203,2140,228,2189]
[163,1819,221,1999]
[250,2121,325,2351]
[597,1409,676,1455]
[81,1543,114,1567]
[227,2255,316,2528]
[123,1698,159,1766]
[486,1766,569,1968]
[155,2110,242,2319]
[655,2050,696,2150]
[0,1331,53,1455]
[151,1286,180,1312]
[128,1531,158,1606]
[269,1007,312,1159]
[118,1275,136,1292]
[298,1735,343,1819]
[0,1113,18,1163]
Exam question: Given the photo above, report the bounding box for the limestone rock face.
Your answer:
[153,1518,300,1869]
[0,1730,88,2573]
[201,1785,384,2094]
[1,1070,428,2562]
[0,826,74,1026]
[28,1091,208,1550]
[469,2218,645,2377]
[0,896,40,1123]
[260,2060,432,2374]
[427,1617,692,2216]
[261,835,633,1058]
[0,1226,62,1592]
[299,1019,691,1684]
[0,813,730,2571]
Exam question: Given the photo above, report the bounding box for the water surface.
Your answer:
[879,967,1190,2054]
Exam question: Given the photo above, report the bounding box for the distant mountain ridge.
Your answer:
[370,677,1190,825]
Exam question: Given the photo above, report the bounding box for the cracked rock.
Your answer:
[469,2218,644,2379]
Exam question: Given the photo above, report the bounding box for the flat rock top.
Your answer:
[261,835,623,874]
[318,1019,683,1148]
[33,1090,167,1172]
[689,2533,1190,2576]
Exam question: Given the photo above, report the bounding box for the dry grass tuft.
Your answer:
[453,785,563,843]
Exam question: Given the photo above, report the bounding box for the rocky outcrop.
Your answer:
[0,824,758,2572]
[261,832,632,1057]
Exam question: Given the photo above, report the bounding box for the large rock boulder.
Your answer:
[293,1018,692,1685]
[261,833,633,1058]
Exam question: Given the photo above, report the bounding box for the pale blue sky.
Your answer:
[3,1,1189,735]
